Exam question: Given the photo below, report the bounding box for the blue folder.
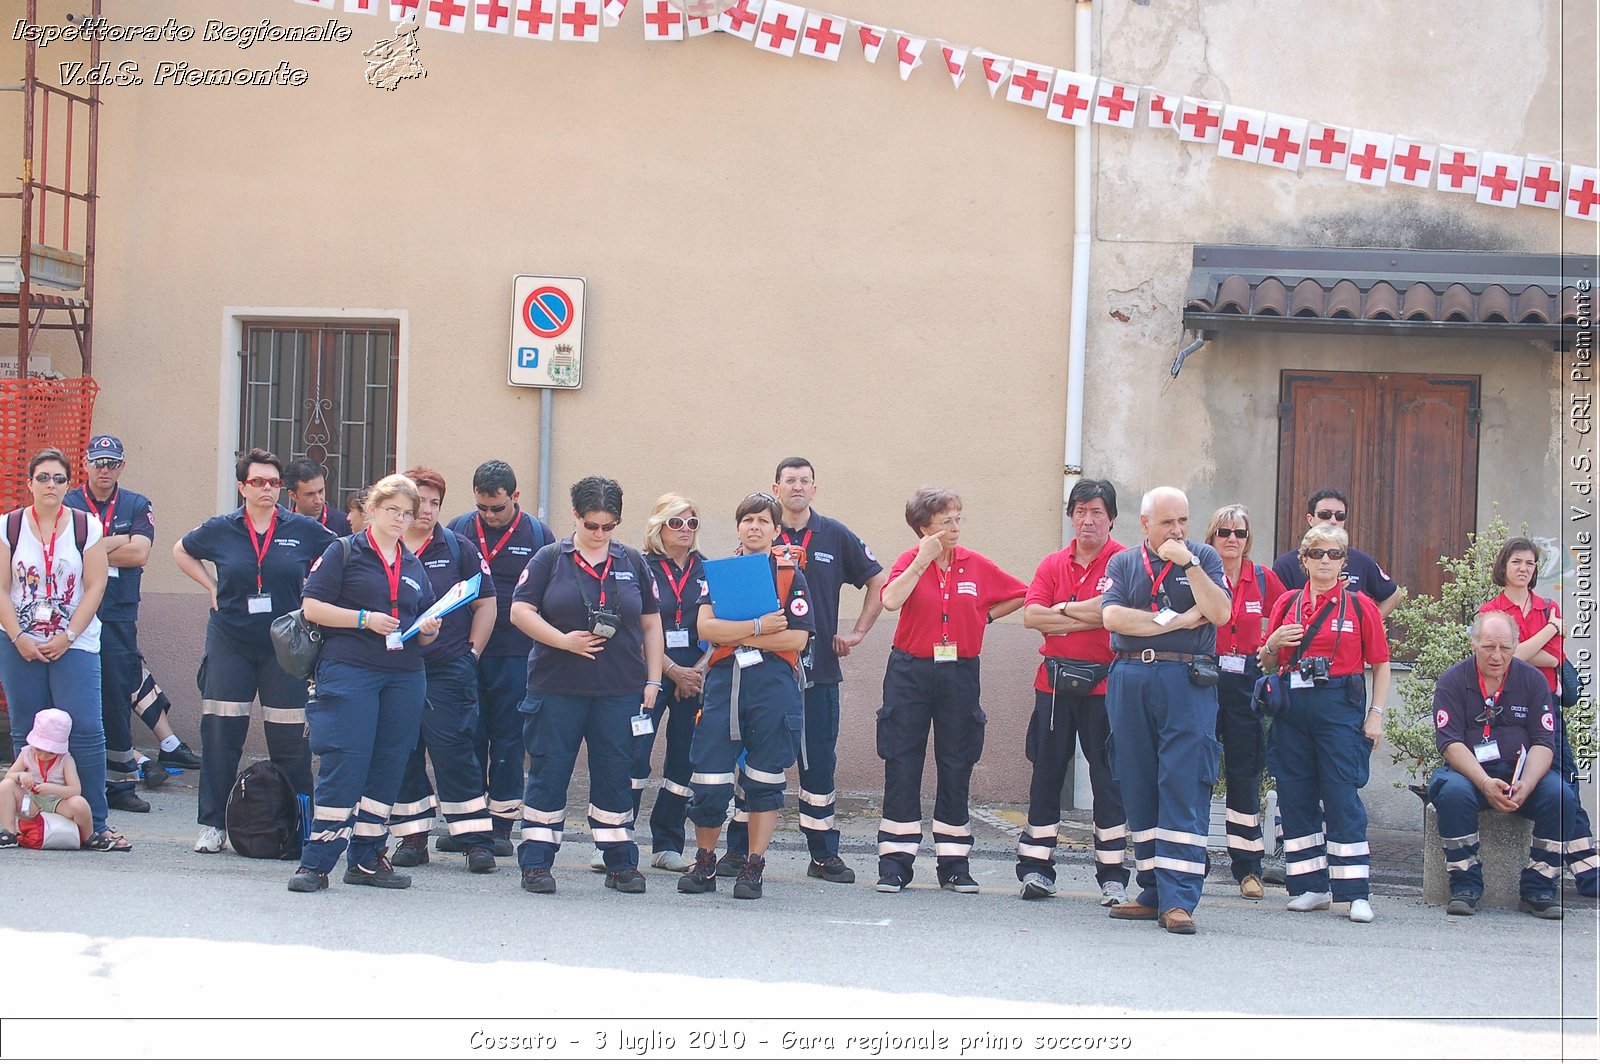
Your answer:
[701,553,779,622]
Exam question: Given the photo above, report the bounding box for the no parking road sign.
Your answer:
[509,274,585,388]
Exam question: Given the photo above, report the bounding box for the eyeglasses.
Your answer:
[1303,547,1347,560]
[1314,509,1347,522]
[377,506,415,522]
[89,458,123,470]
[243,477,283,489]
[475,501,508,514]
[583,520,619,533]
[31,473,69,485]
[1213,528,1248,539]
[930,515,964,528]
[665,516,700,531]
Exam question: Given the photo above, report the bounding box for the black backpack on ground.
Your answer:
[225,761,303,860]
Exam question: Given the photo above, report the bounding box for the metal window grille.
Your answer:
[239,322,398,509]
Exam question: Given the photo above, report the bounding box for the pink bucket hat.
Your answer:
[26,708,71,755]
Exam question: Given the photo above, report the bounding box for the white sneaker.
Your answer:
[1348,899,1374,923]
[1020,872,1056,900]
[194,826,228,854]
[1099,881,1128,907]
[589,848,606,872]
[650,851,691,872]
[1286,891,1332,912]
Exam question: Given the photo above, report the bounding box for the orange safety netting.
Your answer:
[0,376,100,511]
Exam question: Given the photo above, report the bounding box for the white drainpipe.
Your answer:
[1062,0,1093,547]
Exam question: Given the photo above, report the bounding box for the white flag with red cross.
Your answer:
[424,0,469,31]
[754,1,804,56]
[513,0,556,36]
[1216,105,1265,163]
[1304,122,1351,170]
[1258,114,1306,171]
[1006,61,1052,109]
[1176,98,1222,143]
[719,0,763,40]
[1045,69,1095,126]
[856,22,887,62]
[1567,165,1600,221]
[1435,145,1480,194]
[390,0,422,19]
[685,9,716,35]
[1389,138,1436,188]
[641,0,682,40]
[895,33,926,81]
[798,11,845,60]
[1476,152,1523,208]
[1519,156,1562,210]
[1344,130,1393,187]
[941,44,969,89]
[344,0,378,11]
[974,51,1012,98]
[1092,80,1138,128]
[558,0,601,39]
[602,0,628,28]
[474,0,513,31]
[1146,88,1177,130]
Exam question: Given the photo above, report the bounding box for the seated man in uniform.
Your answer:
[1426,610,1591,919]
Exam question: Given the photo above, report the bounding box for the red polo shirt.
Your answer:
[1266,584,1389,677]
[885,545,1027,660]
[1216,561,1287,656]
[1480,591,1563,694]
[1028,538,1124,694]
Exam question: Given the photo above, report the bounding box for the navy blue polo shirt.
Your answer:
[180,507,336,642]
[414,529,497,668]
[302,533,437,672]
[777,511,882,685]
[63,484,155,622]
[706,554,816,668]
[446,508,554,658]
[1103,541,1228,656]
[646,550,708,669]
[513,538,659,697]
[1433,657,1556,778]
[320,506,354,537]
[1273,546,1397,604]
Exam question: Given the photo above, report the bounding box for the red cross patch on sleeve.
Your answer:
[1435,709,1449,729]
[1541,711,1554,733]
[790,594,809,618]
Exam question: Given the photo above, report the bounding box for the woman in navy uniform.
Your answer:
[287,473,440,892]
[633,493,706,873]
[677,492,813,901]
[173,448,335,855]
[1260,523,1390,923]
[509,476,664,896]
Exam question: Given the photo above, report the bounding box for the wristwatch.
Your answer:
[1183,556,1201,570]
[64,628,79,643]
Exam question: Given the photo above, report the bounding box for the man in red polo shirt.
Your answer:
[1017,479,1129,904]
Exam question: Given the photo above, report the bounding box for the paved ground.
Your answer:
[3,777,1596,1062]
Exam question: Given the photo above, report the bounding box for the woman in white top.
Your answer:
[0,447,125,850]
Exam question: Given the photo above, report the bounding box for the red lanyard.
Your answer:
[658,558,693,627]
[475,512,519,564]
[81,488,116,533]
[779,528,812,569]
[32,506,63,597]
[244,510,276,594]
[1476,669,1504,741]
[1222,566,1249,638]
[367,529,402,617]
[575,552,614,607]
[34,752,59,783]
[934,562,953,644]
[1141,548,1175,613]
[319,504,330,528]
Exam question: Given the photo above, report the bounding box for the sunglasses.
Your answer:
[32,473,69,485]
[1213,528,1248,539]
[475,501,509,514]
[583,520,619,533]
[1303,547,1347,560]
[665,516,700,531]
[1314,509,1347,522]
[89,458,124,470]
[243,477,283,489]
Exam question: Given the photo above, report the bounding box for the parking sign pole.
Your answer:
[537,386,552,523]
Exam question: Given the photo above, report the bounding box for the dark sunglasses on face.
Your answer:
[1303,547,1347,560]
[665,516,700,531]
[1314,509,1347,521]
[476,501,509,514]
[243,477,282,489]
[583,520,619,533]
[1213,528,1248,539]
[32,473,69,485]
[90,458,124,470]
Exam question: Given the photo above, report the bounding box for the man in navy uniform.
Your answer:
[284,458,354,536]
[1272,488,1402,617]
[446,460,554,854]
[720,457,885,884]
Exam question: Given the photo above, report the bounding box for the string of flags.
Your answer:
[300,0,1600,221]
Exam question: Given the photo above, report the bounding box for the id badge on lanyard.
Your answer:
[632,708,655,737]
[735,647,762,669]
[666,629,690,649]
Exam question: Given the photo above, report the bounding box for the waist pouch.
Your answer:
[1187,655,1220,688]
[1045,657,1111,695]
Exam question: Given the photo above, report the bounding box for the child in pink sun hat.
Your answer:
[1,708,93,848]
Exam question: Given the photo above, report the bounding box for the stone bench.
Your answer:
[1422,803,1534,909]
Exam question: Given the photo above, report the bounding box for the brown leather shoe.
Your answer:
[1108,901,1159,921]
[1239,874,1265,899]
[1159,908,1196,934]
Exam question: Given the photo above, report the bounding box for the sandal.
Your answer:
[0,830,17,848]
[84,829,132,852]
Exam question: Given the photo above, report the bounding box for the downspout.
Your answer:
[1061,0,1093,546]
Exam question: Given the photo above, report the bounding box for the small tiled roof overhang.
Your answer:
[1182,245,1595,348]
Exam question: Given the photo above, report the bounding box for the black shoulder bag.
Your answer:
[270,537,351,681]
[1250,591,1338,717]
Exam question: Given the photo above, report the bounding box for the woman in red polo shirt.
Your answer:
[1204,503,1285,900]
[874,486,1026,895]
[1260,523,1389,924]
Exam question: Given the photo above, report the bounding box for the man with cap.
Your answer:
[64,435,199,814]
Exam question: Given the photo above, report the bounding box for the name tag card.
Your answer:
[1219,654,1247,674]
[666,629,690,649]
[246,594,273,615]
[385,631,404,652]
[1153,608,1179,627]
[107,566,121,579]
[933,642,958,663]
[1290,672,1313,689]
[631,711,655,737]
[1474,739,1502,764]
[735,647,762,669]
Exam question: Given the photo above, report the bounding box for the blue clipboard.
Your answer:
[701,554,779,622]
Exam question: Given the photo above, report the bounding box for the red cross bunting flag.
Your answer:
[602,0,627,27]
[1436,145,1481,194]
[975,51,1012,98]
[798,11,844,60]
[1177,97,1222,143]
[557,0,600,39]
[424,0,468,31]
[1006,61,1052,109]
[855,21,886,62]
[473,0,512,31]
[1093,80,1138,128]
[345,0,379,11]
[1306,123,1352,170]
[513,0,556,37]
[1217,105,1265,163]
[685,9,715,35]
[642,0,682,40]
[1259,114,1306,171]
[1145,88,1177,130]
[895,32,926,81]
[1344,130,1393,187]
[389,0,422,20]
[1519,156,1562,210]
[1046,69,1096,126]
[1389,138,1435,188]
[755,1,804,56]
[720,0,763,40]
[941,44,969,89]
[1567,165,1600,221]
[1476,151,1523,208]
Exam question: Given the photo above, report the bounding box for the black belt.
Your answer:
[1115,650,1203,664]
